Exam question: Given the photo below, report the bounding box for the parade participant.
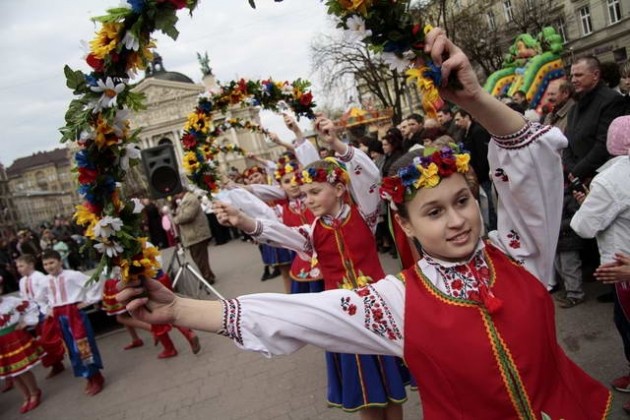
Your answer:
[119,28,610,419]
[0,275,44,414]
[242,165,294,290]
[16,254,65,378]
[102,266,201,358]
[41,249,105,396]
[219,119,410,418]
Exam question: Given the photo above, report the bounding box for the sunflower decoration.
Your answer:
[61,0,199,285]
[178,77,316,194]
[324,0,443,118]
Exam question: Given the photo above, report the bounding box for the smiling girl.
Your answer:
[118,28,610,419]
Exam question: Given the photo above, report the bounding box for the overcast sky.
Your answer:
[0,0,339,168]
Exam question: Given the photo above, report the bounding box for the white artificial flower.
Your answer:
[79,129,95,145]
[345,15,372,43]
[122,31,139,51]
[90,77,126,113]
[120,143,141,171]
[380,52,413,72]
[112,108,131,137]
[131,198,144,214]
[93,216,124,238]
[94,240,124,258]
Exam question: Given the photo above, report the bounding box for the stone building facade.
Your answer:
[5,148,79,229]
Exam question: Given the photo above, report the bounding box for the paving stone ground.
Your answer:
[1,239,627,419]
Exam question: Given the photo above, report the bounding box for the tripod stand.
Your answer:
[165,242,224,300]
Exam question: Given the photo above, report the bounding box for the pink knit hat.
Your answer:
[607,116,630,156]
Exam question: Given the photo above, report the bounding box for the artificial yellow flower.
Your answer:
[182,151,200,174]
[415,163,440,189]
[338,0,373,16]
[407,67,442,119]
[301,170,313,184]
[89,22,122,59]
[74,203,98,226]
[455,154,471,173]
[94,116,118,148]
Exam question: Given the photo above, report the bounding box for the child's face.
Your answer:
[280,173,301,199]
[301,181,345,218]
[397,174,481,262]
[247,172,265,185]
[16,261,34,277]
[43,258,63,276]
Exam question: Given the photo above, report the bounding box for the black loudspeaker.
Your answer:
[140,144,183,199]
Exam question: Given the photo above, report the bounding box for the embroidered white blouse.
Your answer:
[44,270,104,308]
[19,270,50,315]
[219,123,566,357]
[0,296,40,329]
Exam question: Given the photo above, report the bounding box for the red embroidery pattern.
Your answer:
[0,314,10,327]
[355,285,402,341]
[425,251,491,299]
[340,297,357,316]
[507,230,521,249]
[494,168,509,182]
[220,299,243,345]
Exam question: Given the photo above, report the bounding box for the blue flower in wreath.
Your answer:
[383,40,409,54]
[127,0,145,13]
[78,184,96,204]
[84,74,98,88]
[197,100,212,113]
[75,150,96,169]
[423,62,442,87]
[398,165,420,188]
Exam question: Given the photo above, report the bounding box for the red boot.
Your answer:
[176,326,201,355]
[156,333,178,359]
[123,339,144,350]
[86,372,104,396]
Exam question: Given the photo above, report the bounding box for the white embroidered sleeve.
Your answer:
[248,184,287,202]
[217,188,280,221]
[337,145,382,232]
[294,138,320,167]
[251,218,314,256]
[218,276,405,357]
[488,122,567,286]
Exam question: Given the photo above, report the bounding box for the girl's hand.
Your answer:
[283,113,298,132]
[594,253,630,284]
[424,27,483,107]
[314,114,339,145]
[117,278,178,325]
[213,201,244,227]
[267,132,281,144]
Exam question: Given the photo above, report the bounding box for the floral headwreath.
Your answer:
[292,159,349,186]
[274,160,300,181]
[243,166,266,180]
[379,147,470,207]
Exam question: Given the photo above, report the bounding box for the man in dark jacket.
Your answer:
[564,56,626,181]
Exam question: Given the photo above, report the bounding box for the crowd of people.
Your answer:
[2,27,630,418]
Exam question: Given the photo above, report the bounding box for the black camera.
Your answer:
[569,177,587,194]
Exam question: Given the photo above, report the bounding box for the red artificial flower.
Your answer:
[299,92,313,107]
[181,133,197,150]
[78,167,99,185]
[168,0,188,9]
[380,176,405,204]
[436,155,456,177]
[86,53,104,72]
[412,23,422,36]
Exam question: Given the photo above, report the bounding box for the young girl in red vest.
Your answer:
[119,28,611,419]
[0,275,44,414]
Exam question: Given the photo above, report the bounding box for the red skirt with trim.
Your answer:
[102,278,126,316]
[0,328,43,378]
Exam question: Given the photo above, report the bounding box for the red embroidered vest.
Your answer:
[312,206,385,290]
[402,244,611,419]
[281,201,321,282]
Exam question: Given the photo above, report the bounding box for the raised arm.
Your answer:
[315,116,382,231]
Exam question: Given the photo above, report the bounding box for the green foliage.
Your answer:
[92,7,133,23]
[154,9,180,40]
[64,65,87,93]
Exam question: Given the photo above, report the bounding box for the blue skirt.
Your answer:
[325,352,408,412]
[290,279,325,294]
[260,243,294,266]
[58,310,103,379]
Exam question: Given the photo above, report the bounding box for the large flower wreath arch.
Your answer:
[61,0,441,284]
